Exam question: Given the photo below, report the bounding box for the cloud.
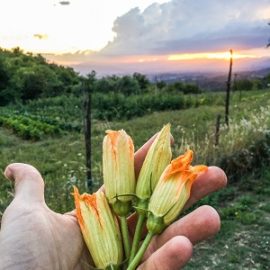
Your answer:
[100,0,270,56]
[59,1,70,6]
[33,33,48,40]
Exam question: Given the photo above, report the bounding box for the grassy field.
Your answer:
[0,89,270,268]
[186,167,270,270]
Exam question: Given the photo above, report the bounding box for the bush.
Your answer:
[219,133,270,182]
[91,92,214,120]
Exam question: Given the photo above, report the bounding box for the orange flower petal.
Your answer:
[191,165,208,174]
[106,130,121,147]
[73,186,84,229]
[82,193,100,220]
[177,165,207,198]
[164,149,193,180]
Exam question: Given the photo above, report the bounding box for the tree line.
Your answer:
[0,47,269,107]
[0,48,202,106]
[0,47,81,105]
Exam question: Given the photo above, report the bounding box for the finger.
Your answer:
[138,236,192,270]
[145,205,220,258]
[184,166,227,209]
[4,163,45,203]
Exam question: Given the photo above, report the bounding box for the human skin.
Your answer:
[0,138,227,270]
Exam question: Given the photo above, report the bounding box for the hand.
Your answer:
[0,138,227,270]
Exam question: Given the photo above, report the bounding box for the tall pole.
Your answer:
[225,49,233,126]
[83,71,96,191]
[215,114,221,146]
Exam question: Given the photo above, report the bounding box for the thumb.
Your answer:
[4,163,45,203]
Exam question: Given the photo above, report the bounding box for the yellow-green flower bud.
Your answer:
[136,124,172,206]
[73,187,123,269]
[103,129,135,214]
[147,150,208,234]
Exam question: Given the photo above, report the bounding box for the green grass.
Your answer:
[0,89,270,269]
[0,90,270,213]
[185,167,270,270]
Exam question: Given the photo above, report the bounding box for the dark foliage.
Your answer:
[220,132,270,182]
[0,47,81,105]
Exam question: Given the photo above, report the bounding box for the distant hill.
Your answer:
[147,66,270,91]
[0,47,81,105]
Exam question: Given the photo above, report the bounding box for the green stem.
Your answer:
[127,232,154,270]
[120,216,131,259]
[105,265,120,270]
[129,214,145,264]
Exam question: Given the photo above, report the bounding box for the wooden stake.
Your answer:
[225,49,233,126]
[83,71,96,191]
[215,114,221,146]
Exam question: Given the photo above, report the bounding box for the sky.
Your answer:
[0,0,269,74]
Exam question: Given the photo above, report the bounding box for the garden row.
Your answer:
[25,114,81,132]
[0,114,62,140]
[14,92,225,122]
[92,92,224,120]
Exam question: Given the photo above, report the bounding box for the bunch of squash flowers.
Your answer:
[73,124,207,270]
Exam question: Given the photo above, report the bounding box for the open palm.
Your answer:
[0,138,227,270]
[0,164,89,270]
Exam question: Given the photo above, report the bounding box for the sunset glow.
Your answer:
[1,0,269,74]
[168,51,258,61]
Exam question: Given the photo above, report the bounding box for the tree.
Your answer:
[12,47,24,55]
[133,72,150,92]
[11,67,44,100]
[0,56,9,90]
[116,75,140,95]
[11,65,63,101]
[235,79,253,91]
[165,81,184,93]
[0,47,81,103]
[156,80,166,90]
[183,83,200,94]
[95,77,116,93]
